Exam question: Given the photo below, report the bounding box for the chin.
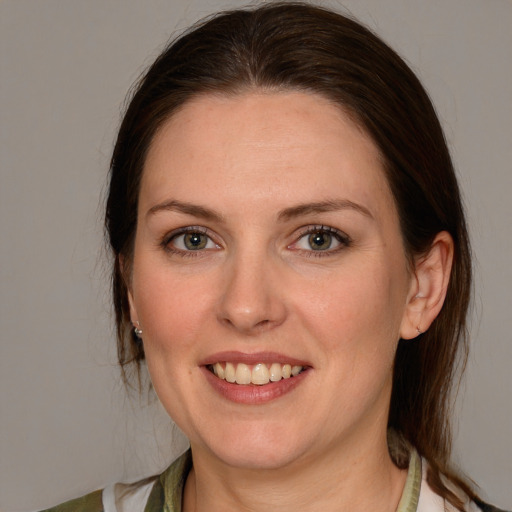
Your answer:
[210,445,305,471]
[192,422,311,471]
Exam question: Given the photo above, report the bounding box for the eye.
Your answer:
[166,228,219,252]
[305,231,336,251]
[290,226,350,254]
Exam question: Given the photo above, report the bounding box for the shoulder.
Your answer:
[39,489,104,512]
[38,479,159,512]
[37,450,191,512]
[472,499,511,512]
[417,459,509,512]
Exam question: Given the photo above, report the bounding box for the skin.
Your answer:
[127,91,453,512]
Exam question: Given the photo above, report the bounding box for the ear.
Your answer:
[127,287,139,327]
[400,231,454,339]
[119,254,139,326]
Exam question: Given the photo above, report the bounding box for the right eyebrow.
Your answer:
[146,199,225,223]
[277,199,374,222]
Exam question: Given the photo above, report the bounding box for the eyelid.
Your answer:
[160,224,350,257]
[288,225,352,254]
[295,224,351,242]
[162,225,221,254]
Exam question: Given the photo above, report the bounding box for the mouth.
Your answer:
[207,362,306,386]
[201,352,311,404]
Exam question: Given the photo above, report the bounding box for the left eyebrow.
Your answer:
[146,199,224,223]
[277,199,374,221]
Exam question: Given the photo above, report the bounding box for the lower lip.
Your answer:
[201,366,309,405]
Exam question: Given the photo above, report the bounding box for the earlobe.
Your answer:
[119,254,139,326]
[400,231,454,340]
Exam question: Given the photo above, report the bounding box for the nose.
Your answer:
[217,249,287,334]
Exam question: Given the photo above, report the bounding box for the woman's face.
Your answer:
[128,91,417,470]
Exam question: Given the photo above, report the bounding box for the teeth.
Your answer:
[225,362,236,383]
[214,362,225,379]
[269,363,282,382]
[252,363,270,385]
[211,362,304,385]
[291,365,302,376]
[235,363,252,385]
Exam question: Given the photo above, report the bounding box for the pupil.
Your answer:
[309,231,331,250]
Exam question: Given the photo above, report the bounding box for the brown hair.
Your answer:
[105,3,474,508]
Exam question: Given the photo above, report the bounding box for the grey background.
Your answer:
[1,1,511,510]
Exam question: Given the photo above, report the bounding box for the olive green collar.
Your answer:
[153,448,421,512]
[396,449,422,512]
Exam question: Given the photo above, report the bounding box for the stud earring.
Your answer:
[134,321,143,339]
[416,326,422,336]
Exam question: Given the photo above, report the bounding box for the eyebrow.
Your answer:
[147,199,224,222]
[147,198,373,223]
[277,199,373,221]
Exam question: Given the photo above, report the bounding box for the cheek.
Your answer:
[132,262,214,354]
[131,266,215,415]
[295,261,407,362]
[306,268,402,326]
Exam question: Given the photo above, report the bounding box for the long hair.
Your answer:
[105,3,473,508]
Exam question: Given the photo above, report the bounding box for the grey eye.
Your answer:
[171,231,217,251]
[183,232,208,250]
[307,231,334,251]
[291,227,348,254]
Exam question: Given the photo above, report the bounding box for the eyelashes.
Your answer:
[290,225,351,256]
[161,226,220,257]
[161,224,351,258]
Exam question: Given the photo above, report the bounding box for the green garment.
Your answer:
[156,449,421,512]
[40,449,421,512]
[40,489,103,512]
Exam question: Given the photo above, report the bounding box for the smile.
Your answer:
[209,362,305,385]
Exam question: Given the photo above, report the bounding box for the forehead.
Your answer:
[140,91,394,218]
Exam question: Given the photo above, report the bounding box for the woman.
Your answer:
[41,2,504,511]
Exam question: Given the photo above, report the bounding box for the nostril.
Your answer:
[219,315,277,334]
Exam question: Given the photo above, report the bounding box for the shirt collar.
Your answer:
[159,448,422,512]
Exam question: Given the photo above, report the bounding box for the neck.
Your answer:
[183,431,407,512]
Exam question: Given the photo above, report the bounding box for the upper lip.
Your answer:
[200,351,311,367]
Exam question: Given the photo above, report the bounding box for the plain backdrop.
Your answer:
[1,1,511,510]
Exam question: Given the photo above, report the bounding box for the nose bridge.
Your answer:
[218,242,285,333]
